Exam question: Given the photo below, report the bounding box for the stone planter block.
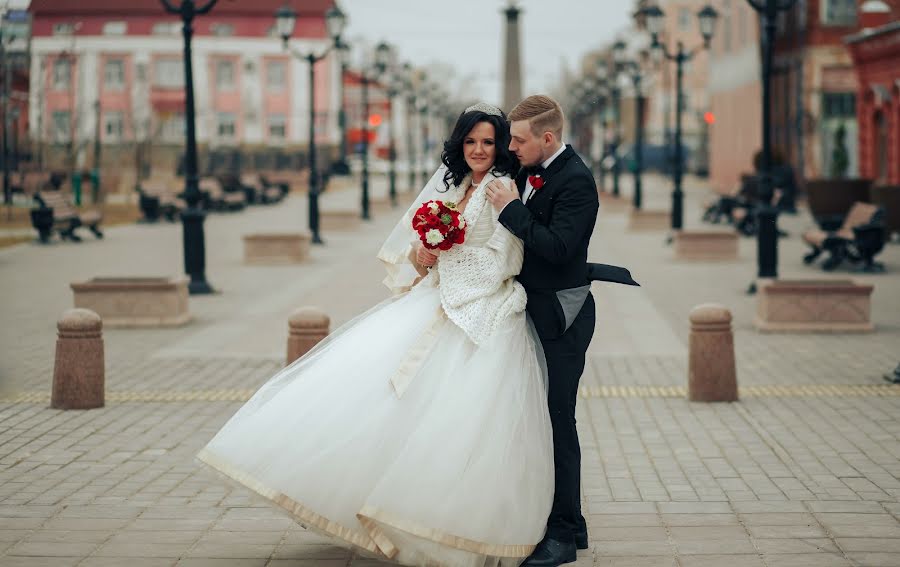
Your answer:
[674,229,739,261]
[688,304,738,402]
[287,307,330,365]
[52,308,105,410]
[243,233,311,265]
[320,210,361,231]
[70,276,191,328]
[754,279,874,333]
[628,209,670,231]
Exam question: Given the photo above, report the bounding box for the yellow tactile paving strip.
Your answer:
[1,384,899,405]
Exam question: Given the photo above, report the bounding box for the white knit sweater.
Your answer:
[424,171,527,345]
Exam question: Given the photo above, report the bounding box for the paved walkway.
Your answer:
[1,172,899,567]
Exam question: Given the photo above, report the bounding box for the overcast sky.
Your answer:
[339,0,633,105]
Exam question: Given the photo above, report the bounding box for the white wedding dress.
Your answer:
[197,167,554,567]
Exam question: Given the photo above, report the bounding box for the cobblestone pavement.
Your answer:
[1,173,899,567]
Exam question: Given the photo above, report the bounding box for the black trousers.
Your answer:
[543,293,595,542]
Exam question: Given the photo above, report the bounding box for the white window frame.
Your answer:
[267,113,287,141]
[217,112,237,140]
[104,59,125,91]
[215,60,235,91]
[103,21,127,35]
[266,60,286,92]
[53,58,72,90]
[52,110,71,143]
[820,0,856,26]
[160,112,186,142]
[154,58,184,89]
[104,111,125,141]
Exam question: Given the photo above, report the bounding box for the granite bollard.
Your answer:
[52,308,105,410]
[287,307,330,365]
[688,304,738,402]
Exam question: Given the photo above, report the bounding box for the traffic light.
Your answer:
[703,111,715,125]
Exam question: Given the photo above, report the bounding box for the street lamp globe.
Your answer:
[375,41,395,74]
[697,5,719,47]
[642,5,666,41]
[595,58,608,81]
[612,39,628,67]
[274,5,297,42]
[325,3,348,41]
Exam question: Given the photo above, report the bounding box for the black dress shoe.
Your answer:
[521,537,577,567]
[574,528,589,550]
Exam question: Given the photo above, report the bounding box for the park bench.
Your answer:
[803,201,886,272]
[703,174,783,237]
[871,185,900,241]
[241,173,284,204]
[138,178,186,222]
[32,190,104,242]
[804,178,872,231]
[199,177,245,212]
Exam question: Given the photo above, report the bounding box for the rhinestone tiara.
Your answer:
[464,102,503,117]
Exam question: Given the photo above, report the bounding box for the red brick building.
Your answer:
[845,3,900,184]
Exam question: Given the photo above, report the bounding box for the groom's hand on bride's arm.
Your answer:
[486,179,519,212]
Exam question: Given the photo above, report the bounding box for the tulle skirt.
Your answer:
[197,280,554,567]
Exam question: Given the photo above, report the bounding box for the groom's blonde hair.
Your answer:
[508,95,564,140]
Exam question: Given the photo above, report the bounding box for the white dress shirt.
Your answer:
[521,143,567,203]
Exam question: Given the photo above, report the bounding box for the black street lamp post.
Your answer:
[746,0,797,291]
[359,71,371,220]
[160,0,220,294]
[402,63,417,193]
[275,3,347,244]
[639,4,718,231]
[418,95,430,189]
[374,42,399,208]
[605,50,623,199]
[1,13,13,210]
[613,42,648,210]
[331,40,351,176]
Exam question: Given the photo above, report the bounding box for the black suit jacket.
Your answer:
[499,146,600,339]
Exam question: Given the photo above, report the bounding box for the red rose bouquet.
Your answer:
[411,200,467,251]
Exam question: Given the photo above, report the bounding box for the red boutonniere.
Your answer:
[528,174,545,190]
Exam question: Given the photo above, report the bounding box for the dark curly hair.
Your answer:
[440,109,519,191]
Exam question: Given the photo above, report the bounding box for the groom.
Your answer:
[487,95,598,567]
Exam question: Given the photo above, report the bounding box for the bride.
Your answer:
[197,103,554,567]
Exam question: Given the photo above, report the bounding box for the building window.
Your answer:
[217,112,236,139]
[103,21,127,35]
[268,113,286,140]
[53,59,72,90]
[821,92,855,118]
[104,59,125,90]
[154,58,184,88]
[159,112,186,142]
[104,111,125,141]
[821,0,856,26]
[53,23,77,36]
[211,23,234,37]
[215,60,235,90]
[267,60,286,91]
[678,8,691,31]
[152,22,180,35]
[52,111,71,142]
